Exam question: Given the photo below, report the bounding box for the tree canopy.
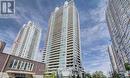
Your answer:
[85,71,107,78]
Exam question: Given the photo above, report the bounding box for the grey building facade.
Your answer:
[108,45,120,73]
[106,0,130,76]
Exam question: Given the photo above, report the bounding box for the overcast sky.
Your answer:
[0,0,111,75]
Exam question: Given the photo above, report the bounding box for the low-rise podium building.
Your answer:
[0,41,45,78]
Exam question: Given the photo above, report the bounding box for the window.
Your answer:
[28,63,31,71]
[29,64,33,71]
[30,64,34,71]
[21,62,26,70]
[17,61,21,69]
[9,60,14,68]
[24,62,27,70]
[26,62,30,71]
[12,59,17,69]
[19,61,24,70]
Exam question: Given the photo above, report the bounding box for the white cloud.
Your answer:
[0,27,16,40]
[80,0,109,43]
[81,22,110,46]
[0,27,16,54]
[80,0,111,76]
[89,0,107,23]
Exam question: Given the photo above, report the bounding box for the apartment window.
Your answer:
[25,62,28,71]
[12,59,17,69]
[28,62,31,71]
[9,60,14,68]
[21,62,26,70]
[26,62,31,71]
[19,61,24,70]
[30,64,34,71]
[28,63,32,71]
[29,64,33,71]
[8,59,35,71]
[15,60,19,69]
[24,62,27,70]
[17,61,21,69]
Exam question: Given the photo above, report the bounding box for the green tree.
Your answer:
[112,71,120,78]
[125,63,130,70]
[85,73,92,78]
[92,71,106,78]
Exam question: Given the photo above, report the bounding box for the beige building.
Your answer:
[44,0,82,77]
[11,21,41,60]
[108,45,118,73]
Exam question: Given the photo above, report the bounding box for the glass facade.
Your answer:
[11,21,41,59]
[44,0,82,75]
[106,0,130,74]
[9,59,34,71]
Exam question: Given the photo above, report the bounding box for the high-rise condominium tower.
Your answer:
[44,0,82,77]
[108,45,118,73]
[106,0,130,75]
[11,21,41,59]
